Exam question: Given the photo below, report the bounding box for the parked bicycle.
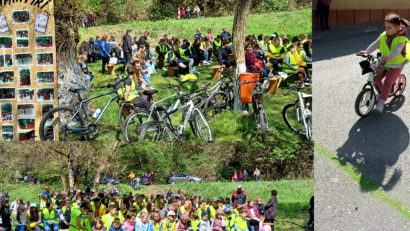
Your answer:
[136,79,213,141]
[355,52,406,117]
[39,74,136,141]
[280,77,312,141]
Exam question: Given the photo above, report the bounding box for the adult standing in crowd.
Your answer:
[231,185,246,208]
[243,170,248,182]
[123,29,133,63]
[186,6,191,19]
[254,168,260,181]
[42,186,50,200]
[93,36,101,60]
[1,191,9,206]
[181,7,186,19]
[178,7,181,20]
[33,176,37,186]
[264,190,278,231]
[221,28,231,42]
[194,5,200,18]
[107,36,118,56]
[87,9,92,27]
[150,170,155,185]
[87,38,95,63]
[24,176,28,185]
[138,31,149,47]
[195,28,203,38]
[317,0,331,31]
[78,13,83,28]
[99,35,110,75]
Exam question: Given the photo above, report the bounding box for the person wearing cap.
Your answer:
[40,202,59,231]
[1,191,9,205]
[123,29,133,63]
[42,186,50,200]
[58,199,72,229]
[212,35,222,58]
[11,204,27,231]
[231,186,246,209]
[162,210,177,231]
[223,207,235,231]
[27,203,41,231]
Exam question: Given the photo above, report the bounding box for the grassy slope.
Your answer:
[77,9,312,142]
[3,179,314,230]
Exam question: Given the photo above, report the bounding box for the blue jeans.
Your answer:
[204,53,209,61]
[44,223,59,231]
[136,182,140,190]
[143,73,151,87]
[146,61,156,75]
[86,74,95,83]
[255,176,259,181]
[234,178,237,182]
[25,181,27,185]
[119,59,127,64]
[243,176,247,182]
[262,66,270,77]
[15,225,27,231]
[34,182,37,185]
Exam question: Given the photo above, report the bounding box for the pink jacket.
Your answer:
[233,173,238,179]
[244,204,260,218]
[123,220,135,231]
[207,33,214,43]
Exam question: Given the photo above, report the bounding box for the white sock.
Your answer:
[378,99,385,106]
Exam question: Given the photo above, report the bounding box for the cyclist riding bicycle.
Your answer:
[358,13,410,113]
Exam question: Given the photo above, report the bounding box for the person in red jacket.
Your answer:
[244,200,260,231]
[231,185,246,208]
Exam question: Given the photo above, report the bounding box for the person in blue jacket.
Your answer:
[99,35,111,75]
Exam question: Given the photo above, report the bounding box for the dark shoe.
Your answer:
[326,27,330,29]
[321,28,325,31]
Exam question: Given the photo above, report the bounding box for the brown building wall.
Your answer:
[312,1,410,28]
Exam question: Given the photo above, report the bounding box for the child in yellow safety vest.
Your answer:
[233,208,248,231]
[151,211,162,231]
[83,210,95,231]
[188,208,200,231]
[101,205,118,230]
[160,210,177,231]
[358,13,410,113]
[223,207,235,231]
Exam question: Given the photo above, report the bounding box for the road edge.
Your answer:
[315,143,410,220]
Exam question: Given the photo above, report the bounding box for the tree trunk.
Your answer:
[232,0,252,111]
[94,142,120,192]
[66,142,76,191]
[54,0,90,109]
[59,155,68,191]
[84,157,91,187]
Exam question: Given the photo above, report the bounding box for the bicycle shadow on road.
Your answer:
[335,103,408,192]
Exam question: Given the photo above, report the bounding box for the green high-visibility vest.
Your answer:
[69,208,84,231]
[269,43,284,58]
[84,218,95,231]
[213,40,222,50]
[235,217,247,230]
[283,51,298,74]
[117,76,139,102]
[164,50,176,67]
[179,47,189,60]
[379,31,410,65]
[101,214,117,230]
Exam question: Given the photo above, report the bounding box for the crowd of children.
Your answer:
[0,186,282,231]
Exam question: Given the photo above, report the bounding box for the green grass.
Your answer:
[2,180,313,230]
[78,9,312,142]
[315,144,410,220]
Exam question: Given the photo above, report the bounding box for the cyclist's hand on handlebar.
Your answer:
[357,51,367,55]
[381,55,391,62]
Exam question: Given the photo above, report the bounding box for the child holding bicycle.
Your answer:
[358,13,410,113]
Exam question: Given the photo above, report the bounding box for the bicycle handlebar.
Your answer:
[100,75,126,89]
[280,77,311,96]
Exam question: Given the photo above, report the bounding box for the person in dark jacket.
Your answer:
[138,31,149,47]
[87,37,95,63]
[155,39,168,71]
[192,37,204,66]
[123,29,133,63]
[80,41,88,57]
[93,36,101,60]
[115,43,126,64]
[264,190,278,231]
[221,28,231,41]
[107,36,118,56]
[87,10,92,27]
[99,35,110,75]
[304,196,313,231]
[0,202,11,231]
[218,41,233,72]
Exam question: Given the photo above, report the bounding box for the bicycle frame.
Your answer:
[66,89,119,131]
[165,100,196,138]
[296,90,312,137]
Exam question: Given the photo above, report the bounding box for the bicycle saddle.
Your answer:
[201,83,211,88]
[142,89,158,96]
[69,88,86,93]
[156,103,172,112]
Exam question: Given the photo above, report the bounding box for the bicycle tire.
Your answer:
[39,106,86,141]
[203,91,230,120]
[258,108,267,143]
[393,74,406,97]
[118,103,136,132]
[182,96,204,122]
[306,114,312,141]
[123,108,159,141]
[354,88,375,117]
[194,108,213,141]
[138,121,174,141]
[282,102,305,135]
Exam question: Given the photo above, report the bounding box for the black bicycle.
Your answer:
[39,74,139,141]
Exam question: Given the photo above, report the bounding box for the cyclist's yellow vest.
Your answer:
[283,51,299,74]
[162,218,177,231]
[101,214,117,230]
[190,219,200,231]
[164,50,175,67]
[379,31,410,65]
[42,208,58,224]
[188,44,193,53]
[229,42,232,47]
[269,43,284,58]
[263,42,269,52]
[178,206,186,216]
[285,44,292,51]
[213,40,222,50]
[84,218,95,231]
[152,221,162,231]
[69,208,84,231]
[91,204,105,217]
[179,47,189,60]
[27,211,41,228]
[224,214,236,231]
[301,39,307,44]
[118,210,129,223]
[11,212,28,230]
[51,198,60,209]
[200,42,206,49]
[233,209,239,217]
[40,199,47,210]
[132,202,143,214]
[207,206,217,220]
[198,208,204,219]
[298,50,305,66]
[235,217,247,230]
[117,76,139,102]
[155,45,167,59]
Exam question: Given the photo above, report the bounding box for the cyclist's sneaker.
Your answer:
[203,61,210,65]
[162,67,167,71]
[149,86,156,90]
[179,63,187,68]
[374,102,384,113]
[208,60,214,64]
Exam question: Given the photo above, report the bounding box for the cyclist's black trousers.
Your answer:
[269,58,283,73]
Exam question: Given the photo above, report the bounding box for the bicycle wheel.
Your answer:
[194,108,213,141]
[39,106,86,141]
[203,91,230,119]
[182,96,203,122]
[118,103,136,132]
[393,74,406,97]
[282,102,305,135]
[258,108,267,142]
[306,114,312,141]
[138,121,174,141]
[123,108,158,141]
[354,88,375,117]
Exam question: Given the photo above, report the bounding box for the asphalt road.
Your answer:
[315,152,410,230]
[314,22,410,225]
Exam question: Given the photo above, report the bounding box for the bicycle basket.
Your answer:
[359,60,372,75]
